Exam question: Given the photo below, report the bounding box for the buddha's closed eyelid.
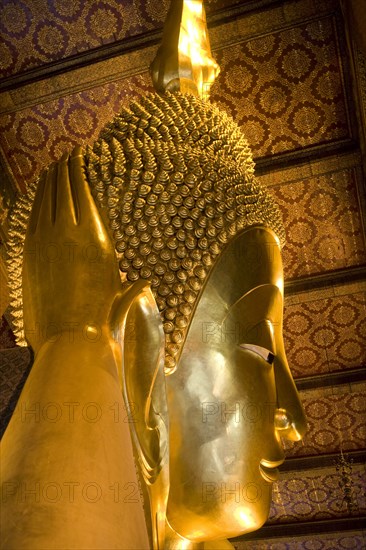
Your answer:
[236,318,276,363]
[239,343,275,364]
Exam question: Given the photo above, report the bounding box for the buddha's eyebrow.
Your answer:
[224,283,282,322]
[238,319,276,358]
[222,284,282,354]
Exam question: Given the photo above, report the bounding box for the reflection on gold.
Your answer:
[234,508,257,532]
[150,0,219,100]
[1,1,306,549]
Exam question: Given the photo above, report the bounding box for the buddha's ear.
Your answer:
[111,282,168,484]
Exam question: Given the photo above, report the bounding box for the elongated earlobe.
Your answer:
[111,282,168,482]
[111,283,169,549]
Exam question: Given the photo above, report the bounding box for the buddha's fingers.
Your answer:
[69,145,111,244]
[27,165,55,235]
[55,151,78,226]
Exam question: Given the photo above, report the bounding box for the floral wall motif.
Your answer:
[0,347,32,437]
[210,15,351,159]
[0,73,153,192]
[0,316,17,349]
[0,11,355,196]
[270,169,366,278]
[268,464,366,523]
[0,0,170,78]
[237,531,366,550]
[284,290,366,377]
[0,0,244,78]
[284,383,366,457]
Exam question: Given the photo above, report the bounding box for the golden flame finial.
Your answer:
[150,0,220,101]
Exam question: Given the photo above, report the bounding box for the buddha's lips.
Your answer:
[259,464,279,482]
[259,459,284,482]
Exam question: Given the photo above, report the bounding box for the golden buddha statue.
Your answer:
[1,1,306,548]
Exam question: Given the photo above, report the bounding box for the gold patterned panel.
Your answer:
[257,151,363,188]
[284,291,366,378]
[0,315,16,350]
[1,46,157,115]
[269,169,366,278]
[233,531,366,549]
[0,0,248,79]
[268,464,366,524]
[210,14,352,159]
[0,0,341,115]
[0,0,169,78]
[0,73,154,192]
[284,383,366,458]
[0,346,32,437]
[0,6,356,195]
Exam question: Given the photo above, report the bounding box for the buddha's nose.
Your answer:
[275,406,307,441]
[274,351,307,442]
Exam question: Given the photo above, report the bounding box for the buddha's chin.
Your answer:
[167,487,272,542]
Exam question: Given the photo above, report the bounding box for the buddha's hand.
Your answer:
[23,146,122,353]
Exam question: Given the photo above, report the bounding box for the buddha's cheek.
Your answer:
[165,348,276,541]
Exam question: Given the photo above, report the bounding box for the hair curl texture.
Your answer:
[7,92,284,373]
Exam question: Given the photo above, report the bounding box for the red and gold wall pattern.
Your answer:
[210,16,351,159]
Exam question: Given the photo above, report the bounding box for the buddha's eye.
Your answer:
[239,344,275,365]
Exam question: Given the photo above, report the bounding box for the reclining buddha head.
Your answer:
[84,91,306,540]
[6,1,306,542]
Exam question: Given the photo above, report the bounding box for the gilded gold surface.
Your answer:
[86,92,285,374]
[1,2,306,548]
[1,152,305,547]
[164,225,306,542]
[1,150,151,549]
[1,124,305,549]
[150,0,219,100]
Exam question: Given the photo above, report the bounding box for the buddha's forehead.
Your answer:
[205,226,283,309]
[178,226,283,364]
[185,225,283,340]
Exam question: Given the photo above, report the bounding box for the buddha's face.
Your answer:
[165,226,306,542]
